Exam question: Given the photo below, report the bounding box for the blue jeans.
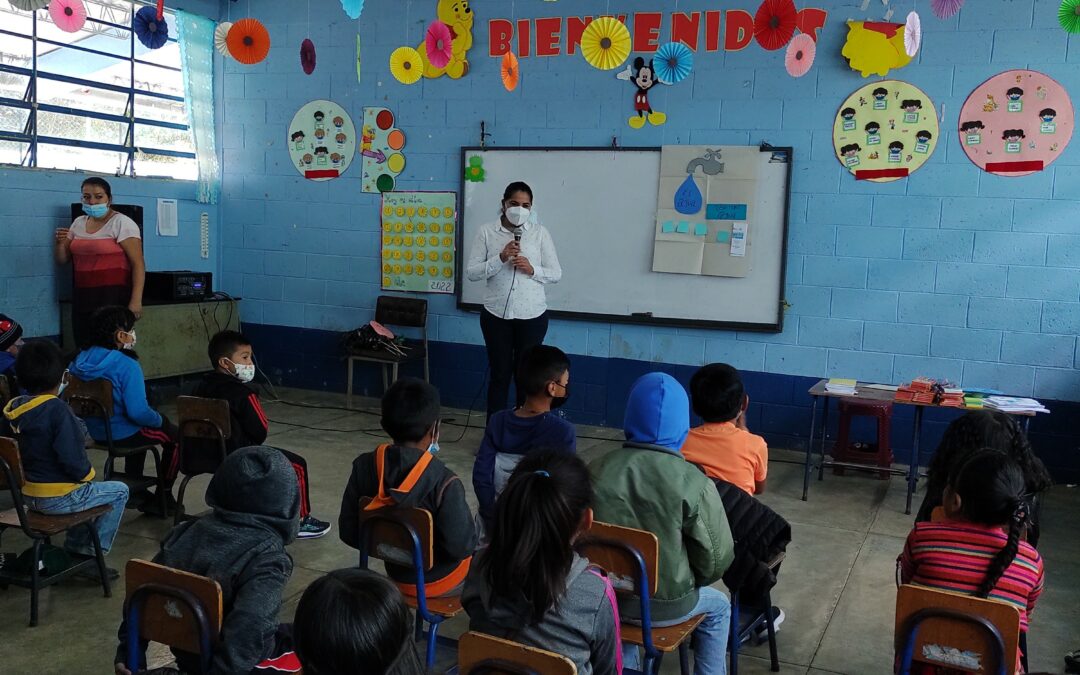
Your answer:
[623,586,731,675]
[25,481,129,556]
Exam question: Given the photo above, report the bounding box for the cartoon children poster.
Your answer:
[287,99,356,181]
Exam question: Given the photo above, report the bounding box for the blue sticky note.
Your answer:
[661,221,675,233]
[694,223,708,236]
[706,203,748,220]
[716,230,731,243]
[676,221,690,233]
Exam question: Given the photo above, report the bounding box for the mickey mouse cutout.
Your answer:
[617,57,668,129]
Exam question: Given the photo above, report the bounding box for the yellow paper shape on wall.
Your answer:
[841,21,913,78]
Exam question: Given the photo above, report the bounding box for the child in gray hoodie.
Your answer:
[463,450,622,675]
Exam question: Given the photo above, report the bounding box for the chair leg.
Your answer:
[346,358,354,408]
[679,641,691,675]
[391,362,399,386]
[764,591,779,672]
[87,523,112,598]
[174,475,192,526]
[104,454,116,481]
[414,611,424,642]
[424,356,430,383]
[149,448,167,518]
[425,620,439,669]
[29,539,41,627]
[729,590,740,675]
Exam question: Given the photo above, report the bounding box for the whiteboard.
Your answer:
[456,147,792,331]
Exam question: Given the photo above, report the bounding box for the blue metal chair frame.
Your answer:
[897,607,1008,675]
[728,586,780,675]
[125,583,215,675]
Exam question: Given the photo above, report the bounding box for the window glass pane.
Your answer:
[37,140,126,173]
[38,78,130,117]
[135,93,185,126]
[135,39,180,68]
[0,6,34,38]
[0,32,34,67]
[134,61,184,101]
[0,140,30,166]
[37,6,133,60]
[135,151,196,180]
[135,123,192,154]
[38,109,127,145]
[0,106,29,134]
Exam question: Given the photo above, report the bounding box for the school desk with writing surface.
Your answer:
[801,380,1039,515]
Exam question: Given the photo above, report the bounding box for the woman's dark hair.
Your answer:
[293,568,424,675]
[84,305,136,355]
[482,449,592,625]
[502,181,533,203]
[947,451,1030,598]
[81,176,112,200]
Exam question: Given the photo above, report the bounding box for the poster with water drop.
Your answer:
[652,145,759,278]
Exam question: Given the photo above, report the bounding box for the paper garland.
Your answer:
[214,22,233,58]
[841,21,912,78]
[832,80,939,182]
[50,0,87,33]
[754,0,799,51]
[301,39,316,74]
[133,6,169,50]
[580,16,631,71]
[380,192,458,294]
[362,107,407,193]
[958,70,1074,177]
[288,100,356,181]
[425,20,453,70]
[785,33,816,78]
[904,11,921,57]
[654,42,693,84]
[227,18,271,65]
[390,46,423,84]
[501,51,520,92]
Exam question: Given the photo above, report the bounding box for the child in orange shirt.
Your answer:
[681,363,768,496]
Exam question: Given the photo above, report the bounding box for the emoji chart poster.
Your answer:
[362,107,407,193]
[832,80,939,182]
[288,100,356,181]
[381,191,457,294]
[958,70,1074,177]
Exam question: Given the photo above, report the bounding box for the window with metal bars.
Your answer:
[0,0,196,179]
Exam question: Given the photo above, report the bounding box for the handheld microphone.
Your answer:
[513,228,522,243]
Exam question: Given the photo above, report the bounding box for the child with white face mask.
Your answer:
[192,331,331,539]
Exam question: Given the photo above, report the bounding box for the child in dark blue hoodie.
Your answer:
[473,345,576,527]
[2,339,128,570]
[68,306,178,512]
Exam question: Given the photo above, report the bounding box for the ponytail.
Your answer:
[482,449,592,624]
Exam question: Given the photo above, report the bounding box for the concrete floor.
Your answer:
[0,387,1076,674]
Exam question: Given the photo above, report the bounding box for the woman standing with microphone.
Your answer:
[466,181,562,418]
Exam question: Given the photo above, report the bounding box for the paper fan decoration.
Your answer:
[390,46,423,85]
[754,0,798,51]
[904,11,922,56]
[214,22,233,58]
[227,18,271,65]
[8,0,50,10]
[654,42,693,84]
[931,0,964,19]
[580,17,631,71]
[133,6,169,50]
[340,0,364,20]
[501,51,520,91]
[425,20,453,70]
[301,39,316,74]
[785,33,816,77]
[1060,0,1080,33]
[50,0,86,33]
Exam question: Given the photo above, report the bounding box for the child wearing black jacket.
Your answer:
[192,331,330,539]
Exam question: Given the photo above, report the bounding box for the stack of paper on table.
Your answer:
[895,377,936,404]
[825,378,857,395]
[983,396,1049,414]
[939,388,965,407]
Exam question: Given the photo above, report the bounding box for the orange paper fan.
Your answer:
[501,52,520,91]
[227,18,271,65]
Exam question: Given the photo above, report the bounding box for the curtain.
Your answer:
[176,10,220,204]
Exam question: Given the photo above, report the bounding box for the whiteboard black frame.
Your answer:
[455,145,793,333]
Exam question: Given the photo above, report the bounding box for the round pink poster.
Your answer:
[958,70,1073,177]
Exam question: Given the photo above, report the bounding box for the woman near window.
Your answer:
[54,177,146,348]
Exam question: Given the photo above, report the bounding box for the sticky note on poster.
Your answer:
[705,203,748,220]
[730,222,748,257]
[676,221,690,233]
[661,221,675,233]
[694,223,708,236]
[716,230,730,243]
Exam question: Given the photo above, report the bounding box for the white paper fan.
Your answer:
[904,11,922,57]
[8,0,51,11]
[214,21,233,58]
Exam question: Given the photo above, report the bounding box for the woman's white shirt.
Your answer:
[466,219,561,320]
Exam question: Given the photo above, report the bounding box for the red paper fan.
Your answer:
[300,39,316,74]
[227,18,271,65]
[754,0,799,51]
[425,20,453,70]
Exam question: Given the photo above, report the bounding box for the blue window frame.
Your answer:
[0,0,196,179]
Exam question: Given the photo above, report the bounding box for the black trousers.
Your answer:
[480,309,549,417]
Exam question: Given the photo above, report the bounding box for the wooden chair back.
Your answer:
[177,396,232,441]
[375,295,428,330]
[0,436,26,490]
[576,520,659,597]
[458,632,576,675]
[357,497,435,571]
[63,375,114,419]
[895,584,1020,675]
[125,560,223,656]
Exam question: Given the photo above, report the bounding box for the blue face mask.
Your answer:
[82,203,109,219]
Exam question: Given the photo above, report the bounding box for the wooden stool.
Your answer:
[831,399,894,479]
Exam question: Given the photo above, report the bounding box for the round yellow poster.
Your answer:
[832,80,939,182]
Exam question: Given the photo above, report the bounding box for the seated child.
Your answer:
[590,372,734,675]
[916,410,1052,546]
[2,339,128,574]
[898,450,1044,666]
[681,363,768,496]
[193,330,330,539]
[339,377,476,598]
[68,306,178,513]
[464,450,622,675]
[115,446,300,675]
[473,345,576,527]
[0,313,23,380]
[293,568,425,674]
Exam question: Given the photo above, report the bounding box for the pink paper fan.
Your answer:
[50,0,87,33]
[425,20,453,69]
[300,39,316,75]
[785,33,816,77]
[904,11,922,56]
[931,0,964,19]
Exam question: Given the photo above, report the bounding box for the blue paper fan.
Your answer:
[340,0,364,19]
[133,6,169,50]
[654,42,693,84]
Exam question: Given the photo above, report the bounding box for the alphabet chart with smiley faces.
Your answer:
[380,191,458,294]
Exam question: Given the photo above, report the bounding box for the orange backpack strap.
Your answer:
[364,444,434,511]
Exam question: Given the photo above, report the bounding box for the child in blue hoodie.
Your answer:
[473,345,576,527]
[68,306,178,513]
[2,339,128,574]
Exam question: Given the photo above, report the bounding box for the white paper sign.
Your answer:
[730,222,748,257]
[157,198,178,237]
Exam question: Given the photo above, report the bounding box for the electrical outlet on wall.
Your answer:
[200,212,209,259]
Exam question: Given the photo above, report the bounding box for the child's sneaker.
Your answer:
[297,515,331,539]
[753,607,785,643]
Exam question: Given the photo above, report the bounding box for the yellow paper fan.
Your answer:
[580,17,631,71]
[390,46,423,85]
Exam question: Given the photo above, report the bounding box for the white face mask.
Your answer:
[229,360,256,383]
[505,205,530,227]
[120,330,136,350]
[427,423,440,455]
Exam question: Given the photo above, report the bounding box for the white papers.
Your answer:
[825,378,857,395]
[983,396,1049,414]
[730,222,748,257]
[157,198,178,237]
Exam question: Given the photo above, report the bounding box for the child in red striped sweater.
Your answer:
[898,450,1044,670]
